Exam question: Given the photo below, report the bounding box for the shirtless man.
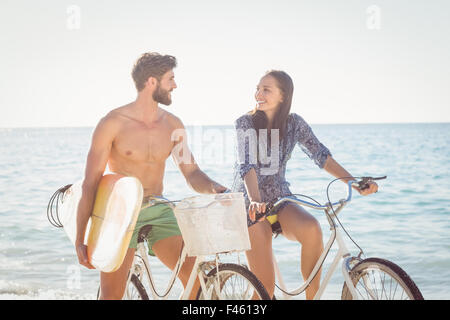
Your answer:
[75,52,228,300]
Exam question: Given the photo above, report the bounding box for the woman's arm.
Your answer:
[234,115,266,220]
[291,114,378,195]
[323,155,378,195]
[243,168,266,221]
[244,168,262,202]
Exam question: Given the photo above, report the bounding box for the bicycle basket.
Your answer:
[174,192,250,256]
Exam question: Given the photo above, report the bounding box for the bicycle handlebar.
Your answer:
[357,175,387,191]
[270,176,387,212]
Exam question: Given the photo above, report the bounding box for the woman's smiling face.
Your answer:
[255,75,284,113]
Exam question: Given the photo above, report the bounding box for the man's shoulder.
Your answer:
[94,106,130,134]
[101,110,124,126]
[161,108,184,129]
[107,103,133,120]
[103,103,144,125]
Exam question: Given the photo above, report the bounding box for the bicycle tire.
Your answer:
[95,274,148,300]
[124,274,150,300]
[341,257,424,300]
[195,263,270,300]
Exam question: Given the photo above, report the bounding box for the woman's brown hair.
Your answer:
[250,70,294,142]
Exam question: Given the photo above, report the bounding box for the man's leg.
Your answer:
[152,235,200,299]
[99,247,136,300]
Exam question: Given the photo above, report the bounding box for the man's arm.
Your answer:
[170,117,227,194]
[75,115,118,269]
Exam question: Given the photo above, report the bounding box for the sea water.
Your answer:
[0,123,449,299]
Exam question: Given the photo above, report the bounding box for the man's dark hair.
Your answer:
[131,52,177,91]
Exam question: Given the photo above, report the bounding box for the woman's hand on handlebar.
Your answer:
[249,201,267,222]
[355,181,379,196]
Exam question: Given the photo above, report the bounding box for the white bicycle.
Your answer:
[266,176,424,300]
[122,226,270,300]
[123,194,270,300]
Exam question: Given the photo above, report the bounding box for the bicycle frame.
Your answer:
[125,195,213,300]
[272,181,360,300]
[124,194,257,301]
[125,242,224,300]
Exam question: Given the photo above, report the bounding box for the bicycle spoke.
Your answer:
[353,277,369,300]
[379,270,387,299]
[370,270,379,299]
[350,264,414,300]
[203,266,267,300]
[392,277,399,298]
[388,273,393,298]
[242,281,251,297]
[363,270,376,299]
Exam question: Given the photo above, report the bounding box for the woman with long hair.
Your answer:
[232,70,378,299]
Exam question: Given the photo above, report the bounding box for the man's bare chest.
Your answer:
[112,125,174,163]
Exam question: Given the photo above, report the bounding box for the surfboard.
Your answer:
[58,174,143,272]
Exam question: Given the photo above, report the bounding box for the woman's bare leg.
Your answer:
[245,220,275,298]
[278,204,324,300]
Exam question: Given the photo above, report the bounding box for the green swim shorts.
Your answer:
[129,198,181,256]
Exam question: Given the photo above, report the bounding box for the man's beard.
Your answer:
[152,83,172,106]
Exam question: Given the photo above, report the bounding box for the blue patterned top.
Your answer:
[231,113,332,225]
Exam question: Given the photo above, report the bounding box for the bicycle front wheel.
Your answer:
[196,263,270,300]
[123,274,149,300]
[96,274,149,300]
[341,257,423,300]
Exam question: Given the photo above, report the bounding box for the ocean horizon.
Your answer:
[1,121,449,129]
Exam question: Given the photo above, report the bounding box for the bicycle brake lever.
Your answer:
[358,177,371,190]
[358,176,387,190]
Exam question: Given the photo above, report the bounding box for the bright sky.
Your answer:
[1,0,449,127]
